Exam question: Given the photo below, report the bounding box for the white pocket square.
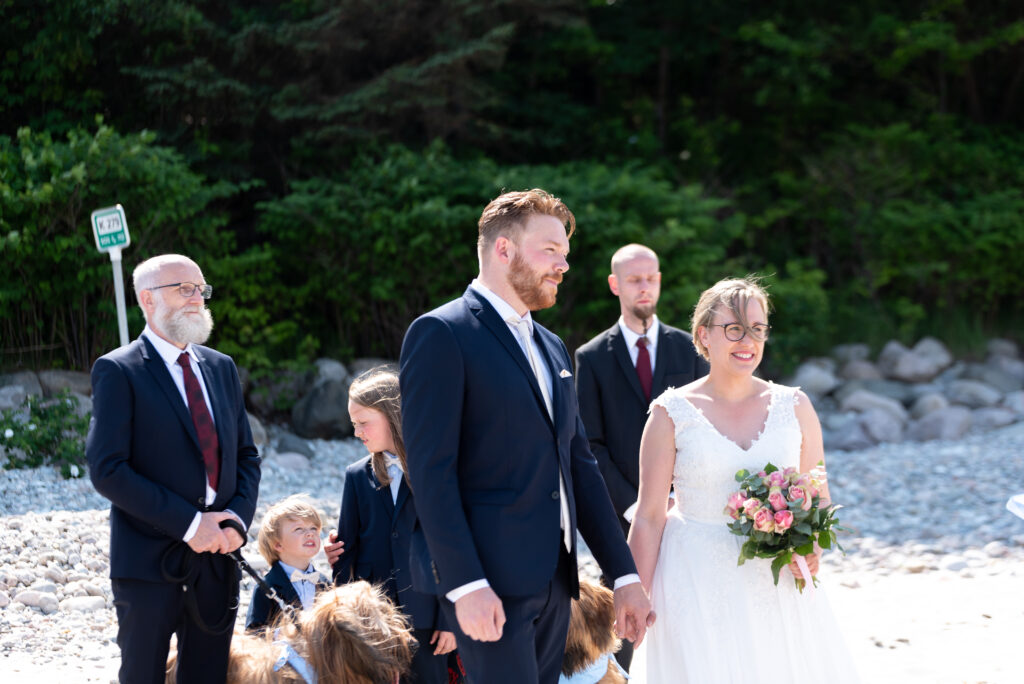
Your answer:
[559,369,572,378]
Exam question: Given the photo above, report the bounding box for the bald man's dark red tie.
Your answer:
[636,337,652,403]
[178,352,220,490]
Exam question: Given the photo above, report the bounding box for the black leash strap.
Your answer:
[220,519,301,628]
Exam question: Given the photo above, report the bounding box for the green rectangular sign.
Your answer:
[91,205,131,252]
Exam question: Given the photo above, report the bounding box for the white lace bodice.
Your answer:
[651,382,803,524]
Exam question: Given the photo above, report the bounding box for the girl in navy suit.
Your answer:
[333,368,457,684]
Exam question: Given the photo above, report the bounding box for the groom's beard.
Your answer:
[155,299,214,346]
[630,302,656,327]
[508,252,562,311]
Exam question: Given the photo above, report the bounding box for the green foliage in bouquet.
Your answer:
[0,390,89,479]
[726,462,845,587]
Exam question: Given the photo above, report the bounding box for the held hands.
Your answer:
[454,586,506,642]
[613,582,656,646]
[188,511,238,554]
[431,630,457,655]
[788,549,820,580]
[324,530,346,566]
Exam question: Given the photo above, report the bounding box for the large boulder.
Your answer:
[859,407,904,443]
[832,343,871,364]
[907,406,972,441]
[247,412,267,449]
[987,338,1019,359]
[291,359,354,439]
[838,389,908,423]
[962,360,1024,394]
[825,419,875,451]
[878,337,953,382]
[247,366,315,421]
[946,379,1002,408]
[277,431,315,459]
[790,359,840,399]
[839,359,882,381]
[0,371,43,402]
[910,392,949,420]
[37,370,92,397]
[1003,391,1024,416]
[835,379,915,406]
[971,407,1017,431]
[0,385,28,412]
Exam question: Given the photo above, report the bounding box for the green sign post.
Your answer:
[91,204,132,347]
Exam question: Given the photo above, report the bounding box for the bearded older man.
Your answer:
[87,254,260,684]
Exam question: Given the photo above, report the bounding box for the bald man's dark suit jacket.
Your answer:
[574,322,708,537]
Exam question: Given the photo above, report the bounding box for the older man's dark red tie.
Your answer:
[636,337,653,403]
[178,352,220,490]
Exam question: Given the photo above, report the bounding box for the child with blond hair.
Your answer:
[245,494,330,633]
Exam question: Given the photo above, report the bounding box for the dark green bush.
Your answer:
[0,390,90,479]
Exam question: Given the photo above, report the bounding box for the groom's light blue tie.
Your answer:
[507,317,572,552]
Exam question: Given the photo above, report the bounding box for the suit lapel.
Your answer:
[609,326,647,405]
[534,328,563,430]
[367,461,396,518]
[651,325,670,396]
[140,336,202,452]
[394,477,411,518]
[268,563,300,606]
[465,289,552,425]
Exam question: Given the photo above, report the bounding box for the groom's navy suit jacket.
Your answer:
[399,287,636,601]
[86,335,261,583]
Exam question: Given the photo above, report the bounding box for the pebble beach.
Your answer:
[2,422,1023,683]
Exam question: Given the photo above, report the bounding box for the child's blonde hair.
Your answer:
[257,494,323,565]
[348,366,407,489]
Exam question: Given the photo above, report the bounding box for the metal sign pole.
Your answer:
[109,247,129,347]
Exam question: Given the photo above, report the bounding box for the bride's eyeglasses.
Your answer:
[710,322,770,342]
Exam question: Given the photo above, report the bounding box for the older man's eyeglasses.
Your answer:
[711,322,770,342]
[149,282,213,299]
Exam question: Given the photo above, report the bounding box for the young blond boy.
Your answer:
[245,495,330,632]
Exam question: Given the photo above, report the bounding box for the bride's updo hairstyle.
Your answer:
[691,277,771,361]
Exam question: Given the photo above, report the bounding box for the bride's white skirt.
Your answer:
[630,511,860,683]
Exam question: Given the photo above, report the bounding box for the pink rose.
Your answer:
[767,471,787,488]
[757,470,768,478]
[742,498,763,517]
[795,475,820,498]
[788,485,813,511]
[768,488,788,512]
[783,466,798,478]
[725,491,748,519]
[774,510,794,531]
[752,508,775,533]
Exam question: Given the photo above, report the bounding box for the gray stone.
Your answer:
[290,360,353,439]
[0,385,28,411]
[832,343,871,364]
[348,358,398,379]
[835,379,916,405]
[839,359,882,380]
[910,393,949,419]
[962,361,1024,394]
[42,567,66,584]
[247,412,267,448]
[824,420,875,451]
[983,541,1009,558]
[68,392,92,419]
[15,590,59,613]
[273,452,312,470]
[822,411,859,432]
[876,340,911,377]
[947,379,1002,408]
[276,432,314,459]
[80,581,105,597]
[907,406,972,441]
[246,366,315,420]
[859,407,904,443]
[1003,391,1024,415]
[838,389,908,423]
[987,338,1019,359]
[0,591,8,608]
[59,596,106,613]
[29,581,58,594]
[791,360,840,398]
[36,370,91,397]
[0,371,43,399]
[971,407,1017,430]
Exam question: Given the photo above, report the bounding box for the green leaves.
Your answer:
[0,390,89,479]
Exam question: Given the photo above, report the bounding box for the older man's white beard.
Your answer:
[157,304,214,346]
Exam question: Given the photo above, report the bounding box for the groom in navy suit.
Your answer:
[87,254,261,684]
[400,189,653,684]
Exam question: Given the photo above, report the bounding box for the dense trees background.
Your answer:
[2,0,1021,377]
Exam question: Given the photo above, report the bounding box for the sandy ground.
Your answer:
[1,565,1021,683]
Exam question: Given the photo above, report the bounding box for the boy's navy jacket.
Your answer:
[244,560,329,632]
[333,455,444,631]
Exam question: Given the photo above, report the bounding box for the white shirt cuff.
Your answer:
[613,574,641,590]
[446,579,490,603]
[182,512,202,542]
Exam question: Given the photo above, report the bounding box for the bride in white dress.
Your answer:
[627,278,858,683]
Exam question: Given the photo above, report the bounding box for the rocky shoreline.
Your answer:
[3,421,1024,682]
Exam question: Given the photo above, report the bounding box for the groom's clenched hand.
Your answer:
[455,586,506,642]
[613,582,655,646]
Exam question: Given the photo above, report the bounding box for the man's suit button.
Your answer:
[551,490,560,500]
[196,497,204,505]
[391,531,399,539]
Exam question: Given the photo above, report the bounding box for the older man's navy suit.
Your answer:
[87,334,260,684]
[400,287,636,684]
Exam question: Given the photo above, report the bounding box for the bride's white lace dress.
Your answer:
[631,383,859,683]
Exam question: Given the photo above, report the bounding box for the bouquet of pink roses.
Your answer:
[724,462,843,589]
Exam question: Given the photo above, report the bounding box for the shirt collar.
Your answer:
[471,278,534,332]
[617,314,659,349]
[142,325,195,365]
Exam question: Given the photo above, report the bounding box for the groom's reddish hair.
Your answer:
[477,189,576,260]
